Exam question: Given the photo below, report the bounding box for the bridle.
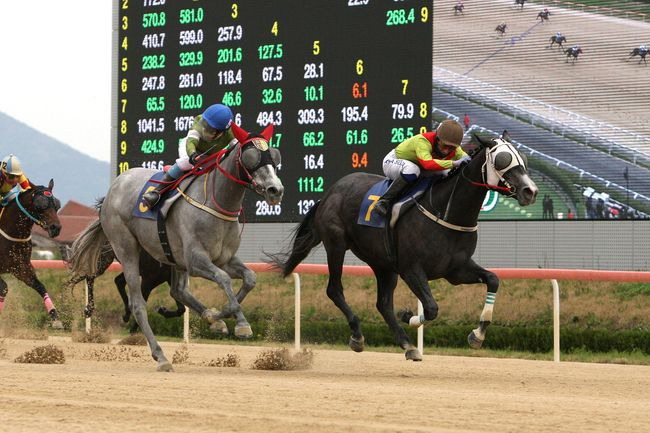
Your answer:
[461,138,526,198]
[417,139,527,232]
[0,187,60,242]
[214,136,278,196]
[175,135,279,222]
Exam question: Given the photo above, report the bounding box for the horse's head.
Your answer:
[230,123,284,205]
[474,131,538,206]
[18,179,62,237]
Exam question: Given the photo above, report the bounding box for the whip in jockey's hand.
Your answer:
[143,103,237,208]
[0,154,31,207]
[374,119,468,217]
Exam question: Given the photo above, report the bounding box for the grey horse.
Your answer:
[70,123,283,371]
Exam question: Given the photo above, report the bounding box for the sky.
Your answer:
[0,1,112,162]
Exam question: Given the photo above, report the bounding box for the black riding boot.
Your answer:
[374,176,412,217]
[143,172,176,208]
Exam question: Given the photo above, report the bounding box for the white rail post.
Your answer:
[84,280,91,333]
[293,273,301,351]
[551,279,560,363]
[183,274,190,343]
[417,300,424,355]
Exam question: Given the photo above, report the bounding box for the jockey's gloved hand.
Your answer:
[452,155,471,168]
[189,152,200,166]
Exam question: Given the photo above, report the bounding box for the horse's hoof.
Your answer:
[467,330,484,349]
[209,320,229,335]
[349,335,365,352]
[157,361,174,372]
[83,306,94,318]
[234,324,253,339]
[405,348,423,361]
[51,320,64,330]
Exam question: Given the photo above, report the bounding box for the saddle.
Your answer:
[357,177,435,229]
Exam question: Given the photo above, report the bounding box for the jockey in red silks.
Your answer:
[375,120,470,216]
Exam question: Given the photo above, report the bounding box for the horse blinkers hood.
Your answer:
[230,122,278,172]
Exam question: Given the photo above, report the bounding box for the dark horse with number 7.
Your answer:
[0,180,63,328]
[270,132,537,361]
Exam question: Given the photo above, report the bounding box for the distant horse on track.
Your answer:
[495,23,507,37]
[564,45,583,63]
[269,132,538,361]
[627,46,648,65]
[514,0,526,10]
[453,3,464,15]
[547,34,566,50]
[537,9,551,23]
[70,123,283,371]
[0,180,63,328]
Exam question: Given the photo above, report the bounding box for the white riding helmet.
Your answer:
[641,45,648,50]
[1,154,23,176]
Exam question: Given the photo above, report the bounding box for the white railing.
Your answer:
[32,260,650,363]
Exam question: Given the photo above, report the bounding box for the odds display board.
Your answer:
[115,0,432,222]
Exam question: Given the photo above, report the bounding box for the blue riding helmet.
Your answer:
[202,104,233,131]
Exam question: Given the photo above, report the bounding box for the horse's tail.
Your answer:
[69,204,112,278]
[266,201,322,277]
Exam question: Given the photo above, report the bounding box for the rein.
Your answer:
[172,146,248,223]
[415,143,518,232]
[16,194,46,227]
[0,195,39,242]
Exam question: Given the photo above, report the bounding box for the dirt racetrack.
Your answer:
[2,337,649,433]
[434,0,650,142]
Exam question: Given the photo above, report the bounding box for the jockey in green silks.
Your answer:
[143,103,237,208]
[0,154,31,207]
[374,119,470,216]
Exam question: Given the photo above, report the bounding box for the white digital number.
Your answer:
[303,63,324,79]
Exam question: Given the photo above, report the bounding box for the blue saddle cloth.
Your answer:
[132,171,180,220]
[357,177,434,228]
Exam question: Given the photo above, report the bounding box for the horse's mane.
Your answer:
[435,144,485,185]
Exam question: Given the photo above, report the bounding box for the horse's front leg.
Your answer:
[14,267,63,329]
[445,259,499,349]
[222,256,256,305]
[186,251,252,338]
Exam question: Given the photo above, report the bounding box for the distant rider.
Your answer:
[0,154,31,207]
[143,103,237,207]
[374,119,470,216]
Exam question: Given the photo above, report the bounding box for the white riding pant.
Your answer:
[382,149,421,180]
[175,137,193,170]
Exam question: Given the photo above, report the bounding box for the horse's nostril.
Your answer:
[267,187,278,195]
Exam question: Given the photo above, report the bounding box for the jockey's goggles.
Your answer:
[4,173,19,180]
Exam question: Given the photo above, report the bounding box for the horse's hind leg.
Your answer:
[324,244,364,352]
[0,277,7,314]
[445,259,499,349]
[113,240,171,371]
[83,277,95,318]
[373,268,421,361]
[14,266,63,329]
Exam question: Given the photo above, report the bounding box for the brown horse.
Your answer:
[0,180,63,328]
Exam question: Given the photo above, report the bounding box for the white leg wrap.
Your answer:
[480,303,494,323]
